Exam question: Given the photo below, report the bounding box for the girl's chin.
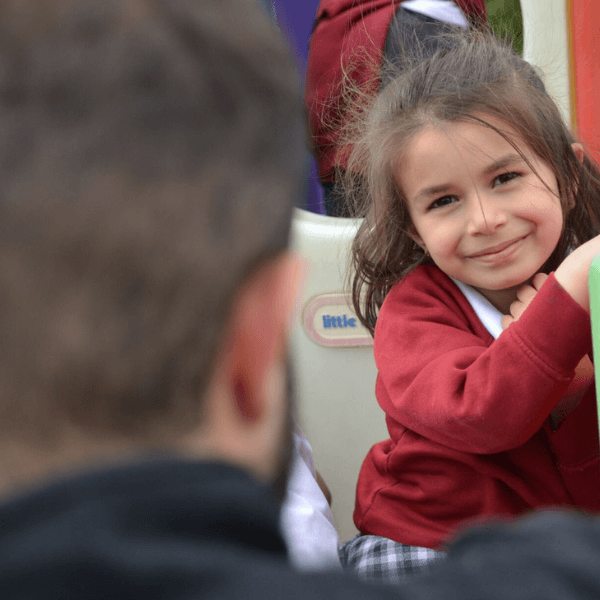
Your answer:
[468,279,529,293]
[473,270,542,292]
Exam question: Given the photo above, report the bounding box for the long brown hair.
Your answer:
[340,31,600,334]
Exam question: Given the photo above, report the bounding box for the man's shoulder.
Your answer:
[442,510,600,599]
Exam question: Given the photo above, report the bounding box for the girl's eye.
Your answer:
[428,196,457,210]
[493,171,520,187]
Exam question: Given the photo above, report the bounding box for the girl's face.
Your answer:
[396,115,564,313]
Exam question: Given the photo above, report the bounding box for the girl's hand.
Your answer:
[501,273,549,329]
[554,234,600,313]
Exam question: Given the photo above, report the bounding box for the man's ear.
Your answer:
[226,252,305,422]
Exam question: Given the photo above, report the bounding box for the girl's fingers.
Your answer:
[508,298,523,320]
[531,272,549,290]
[503,273,550,329]
[515,284,536,305]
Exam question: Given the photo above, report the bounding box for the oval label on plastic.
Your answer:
[302,292,373,348]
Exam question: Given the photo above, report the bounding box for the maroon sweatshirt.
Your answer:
[355,265,600,549]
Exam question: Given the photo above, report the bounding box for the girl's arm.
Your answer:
[554,234,600,313]
[375,267,591,454]
[500,272,548,330]
[500,272,593,427]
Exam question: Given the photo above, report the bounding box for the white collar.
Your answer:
[450,277,503,340]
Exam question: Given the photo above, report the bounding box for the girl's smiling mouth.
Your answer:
[467,234,530,259]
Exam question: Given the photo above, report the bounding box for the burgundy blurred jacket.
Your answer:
[305,0,488,181]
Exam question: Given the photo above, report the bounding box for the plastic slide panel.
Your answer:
[290,208,388,543]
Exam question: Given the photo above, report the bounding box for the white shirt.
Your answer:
[280,427,342,571]
[401,0,469,28]
[451,277,504,340]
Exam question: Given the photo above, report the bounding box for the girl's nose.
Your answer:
[466,196,507,235]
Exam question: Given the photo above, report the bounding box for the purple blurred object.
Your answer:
[272,0,325,214]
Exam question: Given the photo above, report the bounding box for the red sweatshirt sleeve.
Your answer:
[374,267,592,454]
[544,388,600,510]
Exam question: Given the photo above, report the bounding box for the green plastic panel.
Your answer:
[588,253,600,439]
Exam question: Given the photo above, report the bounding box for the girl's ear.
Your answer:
[408,226,426,252]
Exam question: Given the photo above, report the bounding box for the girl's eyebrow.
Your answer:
[482,153,524,175]
[413,184,454,205]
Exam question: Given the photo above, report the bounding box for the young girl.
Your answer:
[338,32,600,583]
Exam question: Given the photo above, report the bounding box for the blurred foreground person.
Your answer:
[1,1,600,599]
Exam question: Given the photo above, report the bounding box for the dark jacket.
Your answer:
[2,458,600,599]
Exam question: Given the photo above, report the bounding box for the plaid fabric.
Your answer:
[339,534,445,584]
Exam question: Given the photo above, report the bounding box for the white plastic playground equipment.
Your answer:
[290,211,384,543]
[290,0,574,543]
[521,0,572,126]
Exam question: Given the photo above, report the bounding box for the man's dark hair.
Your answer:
[0,0,304,446]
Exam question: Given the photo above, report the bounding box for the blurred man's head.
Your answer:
[0,0,304,493]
